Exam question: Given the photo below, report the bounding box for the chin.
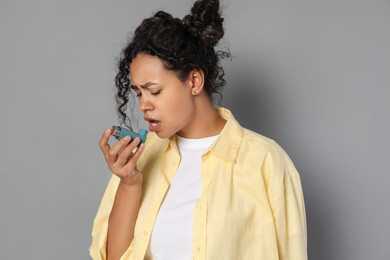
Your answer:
[154,131,174,139]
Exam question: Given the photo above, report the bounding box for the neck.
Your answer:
[177,93,226,139]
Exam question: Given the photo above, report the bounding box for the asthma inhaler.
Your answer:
[111,126,148,143]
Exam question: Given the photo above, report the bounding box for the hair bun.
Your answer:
[154,10,173,20]
[182,0,224,47]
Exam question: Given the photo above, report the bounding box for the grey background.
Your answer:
[1,0,389,259]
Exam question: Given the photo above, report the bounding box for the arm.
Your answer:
[93,128,145,260]
[107,181,142,259]
[269,171,307,260]
[262,147,307,260]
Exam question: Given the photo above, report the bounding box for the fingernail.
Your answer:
[123,136,131,142]
[105,128,112,134]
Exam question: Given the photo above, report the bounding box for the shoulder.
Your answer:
[236,128,301,196]
[218,107,298,176]
[239,128,299,176]
[239,128,287,160]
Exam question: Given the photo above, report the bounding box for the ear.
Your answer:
[188,69,205,96]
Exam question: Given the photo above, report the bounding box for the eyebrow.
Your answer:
[130,82,158,90]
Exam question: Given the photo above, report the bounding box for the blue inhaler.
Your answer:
[111,126,148,143]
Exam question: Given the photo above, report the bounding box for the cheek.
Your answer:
[161,90,193,121]
[164,87,193,111]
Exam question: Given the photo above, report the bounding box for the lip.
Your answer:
[144,116,161,132]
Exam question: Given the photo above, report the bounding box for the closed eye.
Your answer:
[133,89,160,98]
[151,90,161,96]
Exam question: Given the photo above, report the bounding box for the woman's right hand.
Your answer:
[99,128,145,186]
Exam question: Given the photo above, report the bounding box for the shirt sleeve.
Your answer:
[265,148,308,260]
[89,175,135,260]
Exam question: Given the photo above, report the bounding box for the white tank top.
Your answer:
[145,135,218,260]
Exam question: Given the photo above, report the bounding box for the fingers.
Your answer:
[99,127,130,163]
[99,127,146,181]
[99,128,112,159]
[115,137,141,166]
[123,142,145,174]
[107,135,131,164]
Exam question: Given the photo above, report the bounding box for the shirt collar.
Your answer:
[209,107,244,162]
[162,107,244,163]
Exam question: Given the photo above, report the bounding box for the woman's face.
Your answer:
[130,54,195,138]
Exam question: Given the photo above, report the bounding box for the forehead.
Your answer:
[130,54,167,85]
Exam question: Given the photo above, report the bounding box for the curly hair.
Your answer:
[114,0,230,130]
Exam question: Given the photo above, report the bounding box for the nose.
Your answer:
[138,96,153,112]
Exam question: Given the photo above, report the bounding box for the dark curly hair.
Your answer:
[115,0,230,130]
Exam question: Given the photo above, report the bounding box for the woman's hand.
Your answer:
[100,128,145,258]
[99,128,145,186]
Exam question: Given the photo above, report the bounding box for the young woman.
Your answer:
[90,1,307,259]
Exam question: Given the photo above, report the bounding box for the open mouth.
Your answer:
[145,118,161,132]
[150,121,159,127]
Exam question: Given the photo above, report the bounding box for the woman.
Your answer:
[90,0,307,259]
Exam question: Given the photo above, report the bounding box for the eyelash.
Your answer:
[135,90,161,97]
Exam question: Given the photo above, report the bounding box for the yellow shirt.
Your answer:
[90,107,307,260]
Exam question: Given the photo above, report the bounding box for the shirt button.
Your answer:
[197,247,200,252]
[144,231,148,236]
[157,192,162,196]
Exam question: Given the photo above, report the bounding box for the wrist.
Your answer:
[119,179,142,190]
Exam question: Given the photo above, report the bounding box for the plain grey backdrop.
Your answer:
[1,0,389,259]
